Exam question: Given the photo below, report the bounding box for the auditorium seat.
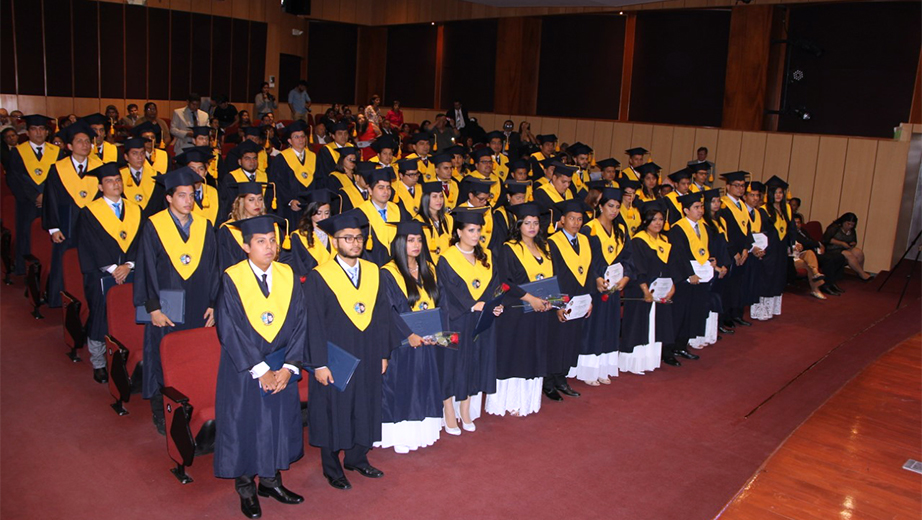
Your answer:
[306,114,315,127]
[804,221,823,243]
[222,143,236,158]
[160,327,220,484]
[1,193,15,285]
[277,119,293,128]
[61,248,88,362]
[23,218,52,319]
[105,283,143,416]
[309,143,322,154]
[407,123,420,133]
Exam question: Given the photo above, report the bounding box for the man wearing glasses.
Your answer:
[390,158,423,218]
[305,210,393,492]
[356,168,409,266]
[718,171,755,331]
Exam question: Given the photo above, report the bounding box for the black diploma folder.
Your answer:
[306,342,360,392]
[472,291,506,339]
[100,272,134,298]
[399,308,456,349]
[518,276,561,313]
[135,289,185,324]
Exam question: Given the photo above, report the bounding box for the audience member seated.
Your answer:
[823,212,874,281]
[793,214,846,297]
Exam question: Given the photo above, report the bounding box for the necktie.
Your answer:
[495,156,501,165]
[362,190,369,200]
[98,146,103,158]
[196,190,203,204]
[132,170,141,185]
[735,200,742,210]
[694,223,700,238]
[749,209,755,220]
[349,268,359,287]
[115,203,123,220]
[378,208,387,220]
[442,182,449,195]
[78,164,84,177]
[258,273,270,297]
[298,153,304,166]
[408,187,415,196]
[570,238,577,247]
[35,147,43,160]
[422,158,429,167]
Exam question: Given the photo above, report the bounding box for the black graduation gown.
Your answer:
[743,208,767,306]
[435,253,500,401]
[666,222,712,342]
[763,208,793,298]
[379,269,443,423]
[704,221,732,315]
[75,200,141,341]
[133,212,220,398]
[580,223,635,356]
[622,236,677,352]
[717,201,755,312]
[315,145,340,186]
[494,243,550,380]
[216,224,247,273]
[6,144,63,273]
[490,206,511,252]
[305,261,393,451]
[213,264,306,479]
[268,150,320,231]
[546,233,592,374]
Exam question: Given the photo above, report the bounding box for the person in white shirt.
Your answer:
[170,93,209,154]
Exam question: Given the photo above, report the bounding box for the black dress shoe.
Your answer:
[154,418,166,436]
[675,350,700,360]
[663,357,681,367]
[257,484,304,504]
[732,317,752,327]
[721,319,736,328]
[543,387,563,401]
[718,324,734,334]
[820,285,840,296]
[830,283,845,293]
[93,368,108,384]
[555,383,580,397]
[344,464,384,478]
[240,496,262,519]
[717,335,723,341]
[325,474,352,490]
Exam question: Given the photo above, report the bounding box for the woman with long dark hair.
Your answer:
[572,188,634,385]
[690,188,731,347]
[620,200,677,373]
[486,203,553,418]
[636,164,661,203]
[325,147,367,212]
[436,207,504,434]
[619,179,642,238]
[418,181,453,264]
[281,189,337,278]
[823,212,873,281]
[376,222,444,453]
[761,177,795,317]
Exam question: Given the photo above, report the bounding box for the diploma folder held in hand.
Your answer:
[399,308,457,349]
[518,276,562,313]
[306,342,360,392]
[135,289,185,324]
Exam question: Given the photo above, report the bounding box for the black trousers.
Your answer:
[235,472,281,499]
[45,239,75,308]
[321,445,369,480]
[13,200,39,275]
[150,389,164,424]
[543,373,567,390]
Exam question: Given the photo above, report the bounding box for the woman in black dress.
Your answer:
[762,178,794,317]
[216,181,277,272]
[280,189,336,280]
[823,212,874,281]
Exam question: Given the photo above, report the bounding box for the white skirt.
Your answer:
[567,352,619,382]
[751,297,773,321]
[485,377,543,417]
[771,295,782,316]
[450,392,483,422]
[374,417,442,453]
[619,304,662,374]
[689,311,719,349]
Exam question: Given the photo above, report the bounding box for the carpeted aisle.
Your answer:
[1,270,919,520]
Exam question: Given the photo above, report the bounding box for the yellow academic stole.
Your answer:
[441,246,493,300]
[330,171,365,209]
[421,213,452,264]
[324,143,342,165]
[548,232,591,285]
[292,230,335,266]
[314,258,380,330]
[57,156,104,208]
[148,149,168,174]
[537,182,571,204]
[675,218,710,265]
[229,168,268,184]
[98,141,118,164]
[772,203,790,238]
[586,219,625,265]
[225,261,293,343]
[721,196,751,234]
[621,205,641,237]
[622,166,640,181]
[258,150,268,172]
[382,261,436,311]
[391,180,422,217]
[207,149,220,180]
[358,200,401,251]
[17,142,59,185]
[282,147,317,188]
[635,230,671,263]
[749,206,762,233]
[86,197,141,253]
[441,178,459,208]
[636,191,656,203]
[149,209,208,280]
[506,241,553,282]
[120,164,157,209]
[196,184,220,224]
[408,154,435,182]
[492,154,509,181]
[369,156,399,176]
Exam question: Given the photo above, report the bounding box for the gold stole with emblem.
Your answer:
[358,200,401,251]
[86,197,141,252]
[381,261,436,312]
[440,246,493,300]
[391,180,422,217]
[120,164,157,209]
[314,258,380,330]
[195,184,220,224]
[330,171,365,209]
[17,142,59,185]
[586,219,625,265]
[620,204,641,237]
[148,148,168,174]
[149,209,207,280]
[225,261,293,343]
[291,230,335,266]
[674,218,710,265]
[98,141,118,164]
[634,230,671,263]
[420,213,452,264]
[230,168,268,184]
[282,147,317,188]
[56,156,104,208]
[548,232,591,285]
[721,196,751,234]
[506,241,553,282]
[770,203,790,238]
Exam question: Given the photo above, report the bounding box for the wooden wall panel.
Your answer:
[715,129,743,173]
[592,121,614,160]
[838,139,878,247]
[669,126,697,173]
[611,122,634,161]
[557,118,577,145]
[809,136,848,226]
[650,125,674,172]
[46,97,76,120]
[694,128,719,168]
[761,133,793,183]
[16,96,47,115]
[863,140,910,272]
[575,120,595,147]
[786,134,820,218]
[738,131,768,181]
[630,123,653,150]
[74,98,101,117]
[722,5,773,131]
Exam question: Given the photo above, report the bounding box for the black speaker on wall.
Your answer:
[283,0,310,15]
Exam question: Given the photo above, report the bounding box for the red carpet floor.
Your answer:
[2,267,919,520]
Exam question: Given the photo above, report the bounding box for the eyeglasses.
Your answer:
[729,183,746,188]
[334,234,365,244]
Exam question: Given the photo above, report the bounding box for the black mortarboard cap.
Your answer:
[396,220,424,236]
[174,146,214,166]
[690,161,712,172]
[316,209,368,235]
[64,121,94,143]
[432,153,452,166]
[485,130,505,142]
[639,198,668,216]
[667,167,693,183]
[371,135,397,153]
[509,159,528,171]
[619,178,641,191]
[22,114,53,129]
[505,180,531,195]
[336,146,357,158]
[600,187,623,202]
[568,143,593,156]
[553,199,591,218]
[463,177,494,194]
[421,181,443,194]
[677,191,704,209]
[450,206,487,226]
[244,126,261,137]
[720,171,749,183]
[82,113,107,127]
[625,147,649,156]
[509,202,542,219]
[472,147,493,161]
[537,134,558,145]
[284,120,309,139]
[191,126,210,137]
[225,214,285,237]
[746,181,765,194]
[636,162,662,177]
[123,137,146,151]
[234,140,261,157]
[587,180,608,191]
[397,158,419,173]
[703,188,722,202]
[157,167,198,190]
[89,162,122,181]
[409,132,432,145]
[234,181,267,196]
[330,121,350,133]
[597,158,620,169]
[355,161,378,174]
[764,175,789,190]
[360,167,395,186]
[132,121,161,138]
[444,145,466,157]
[552,163,577,177]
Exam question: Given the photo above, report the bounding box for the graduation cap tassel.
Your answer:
[269,182,277,211]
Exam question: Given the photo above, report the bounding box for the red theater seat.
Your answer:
[61,248,88,362]
[105,283,144,415]
[160,327,220,484]
[1,193,15,285]
[804,221,823,243]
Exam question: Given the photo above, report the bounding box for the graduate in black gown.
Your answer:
[621,200,678,373]
[119,137,165,222]
[314,121,352,183]
[76,163,142,384]
[5,114,63,275]
[216,182,279,272]
[174,146,224,226]
[761,177,794,317]
[327,148,367,212]
[377,221,444,453]
[280,189,337,282]
[214,215,306,519]
[436,207,504,433]
[220,141,272,217]
[133,167,219,434]
[573,188,634,386]
[717,171,755,329]
[42,121,104,307]
[544,200,593,400]
[305,211,392,491]
[355,167,409,266]
[270,120,319,232]
[694,188,731,346]
[486,203,553,418]
[742,182,770,320]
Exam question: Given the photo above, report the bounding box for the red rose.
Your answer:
[501,283,511,292]
[601,293,610,302]
[450,333,460,344]
[562,295,570,303]
[299,276,307,283]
